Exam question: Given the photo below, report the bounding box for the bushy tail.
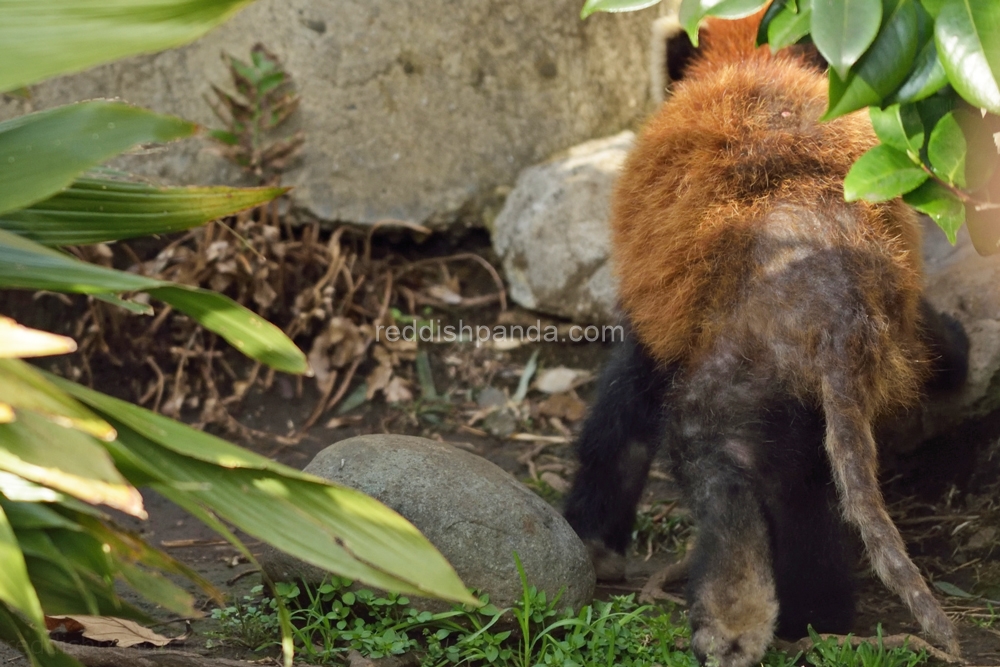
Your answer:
[821,375,958,654]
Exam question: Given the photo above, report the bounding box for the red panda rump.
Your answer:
[611,13,925,411]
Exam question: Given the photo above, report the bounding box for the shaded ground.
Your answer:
[5,228,1000,666]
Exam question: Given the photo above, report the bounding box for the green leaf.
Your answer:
[0,102,196,215]
[0,504,45,634]
[843,144,929,201]
[918,0,947,17]
[811,0,882,78]
[766,0,814,50]
[147,286,306,374]
[0,177,287,246]
[903,179,965,242]
[869,103,925,155]
[824,0,920,118]
[0,230,307,374]
[580,0,662,19]
[0,0,256,93]
[52,377,476,606]
[680,0,769,44]
[933,580,977,598]
[0,359,114,441]
[927,111,966,187]
[890,38,949,103]
[0,602,82,667]
[935,0,1000,113]
[0,410,144,516]
[954,108,999,192]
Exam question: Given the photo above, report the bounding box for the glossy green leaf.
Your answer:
[146,286,307,374]
[824,0,920,119]
[53,377,476,606]
[935,0,1000,114]
[0,411,143,516]
[680,0,769,44]
[0,178,287,246]
[766,0,813,50]
[0,230,307,374]
[0,359,114,441]
[811,0,882,78]
[0,505,45,635]
[92,294,154,315]
[903,179,965,242]
[0,102,196,215]
[0,0,255,93]
[918,0,946,17]
[580,0,662,18]
[927,111,966,187]
[844,144,929,201]
[890,38,949,103]
[869,103,925,155]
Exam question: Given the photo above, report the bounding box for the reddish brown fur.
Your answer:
[612,17,925,414]
[606,12,958,660]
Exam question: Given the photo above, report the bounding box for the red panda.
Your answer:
[564,12,967,667]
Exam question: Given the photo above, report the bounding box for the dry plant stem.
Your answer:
[296,370,339,434]
[395,253,508,311]
[781,633,964,665]
[139,357,166,413]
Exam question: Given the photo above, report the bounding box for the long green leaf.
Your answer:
[0,0,255,93]
[869,103,925,155]
[890,38,949,103]
[0,230,307,373]
[53,377,476,605]
[935,0,1000,113]
[0,178,287,246]
[146,285,307,374]
[824,0,920,119]
[811,0,882,78]
[0,359,115,441]
[0,602,81,667]
[0,411,144,517]
[903,178,965,242]
[843,144,929,201]
[0,505,45,636]
[927,111,966,187]
[580,0,662,18]
[0,102,196,215]
[679,0,768,44]
[767,0,813,51]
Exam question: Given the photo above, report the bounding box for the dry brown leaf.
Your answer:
[539,471,570,494]
[534,367,590,394]
[537,393,588,422]
[46,616,173,648]
[365,363,393,400]
[384,376,413,403]
[427,284,462,304]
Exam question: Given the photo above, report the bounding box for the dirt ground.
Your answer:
[5,229,1000,666]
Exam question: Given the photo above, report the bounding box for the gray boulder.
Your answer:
[492,131,633,324]
[0,0,665,228]
[258,434,594,611]
[918,223,1000,431]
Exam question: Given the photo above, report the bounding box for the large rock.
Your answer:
[492,131,633,324]
[920,223,1000,426]
[259,435,594,611]
[0,1,666,228]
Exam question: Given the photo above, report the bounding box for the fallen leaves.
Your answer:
[46,616,177,648]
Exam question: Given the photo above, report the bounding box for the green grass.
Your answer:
[209,557,929,667]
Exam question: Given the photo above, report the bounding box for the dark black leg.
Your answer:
[563,328,674,562]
